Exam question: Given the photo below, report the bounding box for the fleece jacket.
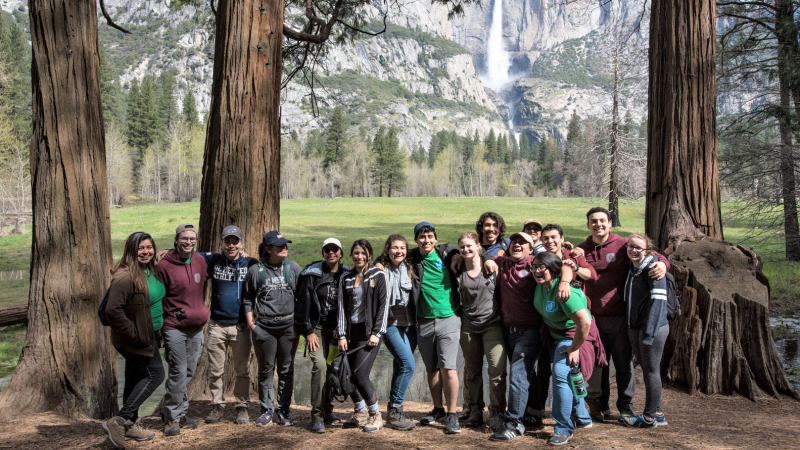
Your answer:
[198,252,259,324]
[155,249,210,331]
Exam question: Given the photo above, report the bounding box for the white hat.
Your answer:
[322,238,342,251]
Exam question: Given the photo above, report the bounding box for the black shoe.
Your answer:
[180,417,199,429]
[465,406,484,428]
[489,421,523,441]
[420,407,446,426]
[444,413,461,434]
[521,413,543,430]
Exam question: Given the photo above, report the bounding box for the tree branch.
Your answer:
[210,0,217,15]
[99,0,131,34]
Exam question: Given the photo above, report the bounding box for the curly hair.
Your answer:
[475,212,507,243]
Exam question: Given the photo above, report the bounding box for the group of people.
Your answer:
[101,207,672,448]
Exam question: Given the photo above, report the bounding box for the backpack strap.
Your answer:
[500,239,508,252]
[283,258,293,291]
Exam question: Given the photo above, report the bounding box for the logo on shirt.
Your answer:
[518,269,530,278]
[194,273,201,283]
[214,265,248,282]
[435,260,445,270]
[606,253,616,263]
[546,300,556,313]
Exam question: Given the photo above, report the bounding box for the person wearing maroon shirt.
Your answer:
[572,207,668,422]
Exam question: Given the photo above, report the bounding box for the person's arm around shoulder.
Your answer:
[648,253,670,280]
[242,265,259,331]
[105,272,139,343]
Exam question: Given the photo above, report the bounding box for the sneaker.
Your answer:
[489,421,523,441]
[655,413,668,426]
[387,406,416,431]
[235,406,250,424]
[618,410,635,424]
[573,418,593,429]
[521,413,543,430]
[181,417,199,429]
[124,420,155,442]
[343,408,369,429]
[163,421,180,437]
[548,432,572,446]
[465,407,484,428]
[583,397,604,422]
[205,404,224,424]
[363,412,384,432]
[323,411,341,425]
[311,421,326,434]
[419,407,446,426]
[255,410,274,427]
[488,413,506,432]
[622,414,657,428]
[275,409,293,427]
[444,414,461,434]
[101,416,127,449]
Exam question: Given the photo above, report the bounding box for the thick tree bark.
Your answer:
[0,0,115,418]
[187,0,283,401]
[0,302,27,327]
[646,0,722,251]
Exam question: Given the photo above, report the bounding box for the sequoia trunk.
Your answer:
[0,0,115,418]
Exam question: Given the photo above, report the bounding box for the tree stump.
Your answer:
[662,239,799,400]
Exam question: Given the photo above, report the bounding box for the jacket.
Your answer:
[106,268,156,357]
[577,233,670,317]
[242,257,301,331]
[295,260,350,336]
[548,319,608,381]
[155,249,210,330]
[337,265,389,340]
[624,255,669,344]
[407,244,461,319]
[199,252,259,324]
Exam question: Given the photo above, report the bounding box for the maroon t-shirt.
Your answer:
[495,254,542,329]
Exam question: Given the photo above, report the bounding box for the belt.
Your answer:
[507,326,534,333]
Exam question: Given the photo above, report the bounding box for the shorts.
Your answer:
[417,314,461,372]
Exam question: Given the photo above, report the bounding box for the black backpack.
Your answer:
[665,272,681,321]
[327,344,373,402]
[97,288,112,326]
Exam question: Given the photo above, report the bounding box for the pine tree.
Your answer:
[520,133,531,161]
[497,133,511,165]
[182,89,199,129]
[484,128,497,163]
[567,110,583,144]
[510,134,520,161]
[428,134,439,168]
[157,69,178,139]
[99,43,123,126]
[3,23,32,141]
[371,127,387,195]
[410,143,426,165]
[539,134,553,186]
[324,105,347,169]
[382,126,406,196]
[125,78,142,149]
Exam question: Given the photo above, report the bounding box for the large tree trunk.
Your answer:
[646,0,722,250]
[0,0,115,418]
[648,0,796,400]
[187,0,283,401]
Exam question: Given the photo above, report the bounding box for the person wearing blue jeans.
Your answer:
[376,234,417,431]
[551,339,592,438]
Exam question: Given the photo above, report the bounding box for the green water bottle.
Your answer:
[568,365,587,399]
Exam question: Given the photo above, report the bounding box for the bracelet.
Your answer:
[560,280,569,284]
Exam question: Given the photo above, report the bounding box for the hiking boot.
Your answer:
[205,404,224,424]
[255,410,274,427]
[275,409,293,427]
[521,413,543,430]
[311,421,326,433]
[363,412,384,432]
[548,432,572,446]
[444,413,461,434]
[583,397,604,422]
[163,421,180,437]
[419,407,446,426]
[323,411,341,425]
[101,416,127,449]
[489,421,523,441]
[181,417,199,429]
[488,413,506,432]
[387,406,416,431]
[622,414,657,428]
[655,413,668,426]
[458,409,472,420]
[235,406,250,424]
[343,408,369,429]
[124,420,155,442]
[465,406,484,428]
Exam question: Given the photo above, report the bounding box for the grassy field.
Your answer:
[0,197,798,372]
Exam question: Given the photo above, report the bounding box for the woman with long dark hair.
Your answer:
[102,232,166,449]
[337,239,389,432]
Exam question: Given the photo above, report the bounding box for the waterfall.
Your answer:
[483,0,511,91]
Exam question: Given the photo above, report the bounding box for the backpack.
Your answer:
[97,288,112,326]
[327,344,373,402]
[665,272,681,321]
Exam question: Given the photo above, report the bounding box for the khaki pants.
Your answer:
[307,327,336,423]
[207,320,252,407]
[460,317,507,415]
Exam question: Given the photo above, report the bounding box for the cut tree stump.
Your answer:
[662,238,799,400]
[0,303,27,327]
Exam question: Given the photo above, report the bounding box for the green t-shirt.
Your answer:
[533,278,590,340]
[418,251,455,319]
[145,268,166,331]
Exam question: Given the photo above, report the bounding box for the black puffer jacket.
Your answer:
[295,260,350,336]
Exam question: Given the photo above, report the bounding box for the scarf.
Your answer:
[386,262,412,307]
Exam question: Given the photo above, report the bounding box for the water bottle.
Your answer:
[568,365,587,399]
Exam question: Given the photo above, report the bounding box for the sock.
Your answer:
[354,400,367,411]
[368,402,379,414]
[447,412,457,418]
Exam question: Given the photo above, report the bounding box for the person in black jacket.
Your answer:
[337,239,389,433]
[295,238,351,433]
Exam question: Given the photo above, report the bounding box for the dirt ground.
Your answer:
[2,374,800,450]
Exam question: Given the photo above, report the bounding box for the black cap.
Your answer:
[221,225,243,240]
[262,230,292,247]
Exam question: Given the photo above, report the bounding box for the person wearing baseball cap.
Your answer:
[242,231,302,428]
[523,219,545,255]
[295,237,351,433]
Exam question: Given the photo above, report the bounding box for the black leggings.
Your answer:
[347,323,381,406]
[116,343,165,422]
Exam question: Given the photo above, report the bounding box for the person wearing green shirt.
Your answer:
[532,251,593,447]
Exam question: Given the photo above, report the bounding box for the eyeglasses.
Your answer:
[627,245,646,252]
[532,264,548,272]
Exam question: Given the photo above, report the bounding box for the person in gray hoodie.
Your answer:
[243,231,301,428]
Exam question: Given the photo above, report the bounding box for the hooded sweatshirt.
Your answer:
[624,255,669,344]
[494,254,542,329]
[198,252,259,324]
[242,257,301,331]
[578,233,670,317]
[155,249,210,331]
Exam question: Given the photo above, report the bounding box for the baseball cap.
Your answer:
[175,223,197,238]
[322,237,342,251]
[523,219,543,231]
[262,230,292,247]
[221,225,243,240]
[414,221,436,239]
[509,232,535,248]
